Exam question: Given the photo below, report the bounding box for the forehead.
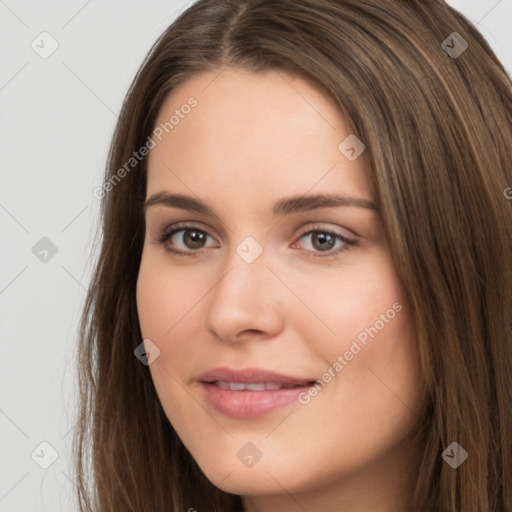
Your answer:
[146,68,373,211]
[150,67,352,159]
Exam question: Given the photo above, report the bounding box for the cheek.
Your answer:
[287,253,423,435]
[136,258,202,341]
[282,250,410,365]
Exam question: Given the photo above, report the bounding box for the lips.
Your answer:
[198,366,317,418]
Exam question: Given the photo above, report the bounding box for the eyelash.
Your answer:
[153,222,356,259]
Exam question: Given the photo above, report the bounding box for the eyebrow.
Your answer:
[143,191,378,218]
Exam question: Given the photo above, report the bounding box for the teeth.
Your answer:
[214,381,301,391]
[263,382,282,390]
[245,383,265,391]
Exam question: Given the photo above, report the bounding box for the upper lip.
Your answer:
[199,366,316,386]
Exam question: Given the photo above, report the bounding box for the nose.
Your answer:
[204,250,285,343]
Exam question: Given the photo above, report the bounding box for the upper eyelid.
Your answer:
[147,205,366,236]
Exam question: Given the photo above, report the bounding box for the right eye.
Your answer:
[155,224,218,256]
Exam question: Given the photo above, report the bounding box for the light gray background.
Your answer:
[1,1,511,511]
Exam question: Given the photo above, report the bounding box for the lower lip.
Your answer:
[200,382,311,418]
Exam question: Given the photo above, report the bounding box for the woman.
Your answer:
[74,1,512,511]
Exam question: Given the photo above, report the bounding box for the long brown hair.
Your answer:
[73,1,512,510]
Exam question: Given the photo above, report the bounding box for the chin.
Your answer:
[199,468,266,494]
[197,452,309,496]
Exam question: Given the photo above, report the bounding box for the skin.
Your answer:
[136,67,430,512]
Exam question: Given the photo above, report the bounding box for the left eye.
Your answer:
[295,230,353,254]
[156,227,217,252]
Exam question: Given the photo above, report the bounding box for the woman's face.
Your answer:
[137,68,428,509]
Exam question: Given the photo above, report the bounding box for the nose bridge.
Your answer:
[216,232,270,296]
[204,237,283,341]
[211,240,269,312]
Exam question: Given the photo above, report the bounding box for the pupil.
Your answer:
[313,232,335,251]
[185,230,205,248]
